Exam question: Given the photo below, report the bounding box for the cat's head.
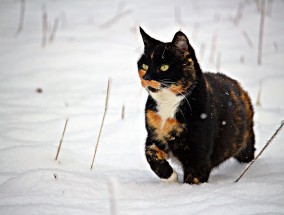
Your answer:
[137,27,201,96]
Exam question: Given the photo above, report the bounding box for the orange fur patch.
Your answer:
[229,89,238,103]
[149,80,161,89]
[168,84,185,94]
[146,110,162,130]
[168,81,192,95]
[240,129,250,148]
[138,69,146,78]
[151,145,167,160]
[138,69,161,89]
[241,91,253,123]
[193,178,200,184]
[205,79,213,94]
[138,69,147,87]
[146,110,184,142]
[163,118,184,137]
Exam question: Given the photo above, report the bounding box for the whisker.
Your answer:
[161,44,167,60]
[160,79,178,84]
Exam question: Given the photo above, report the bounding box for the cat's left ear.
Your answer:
[172,31,190,52]
[139,27,160,50]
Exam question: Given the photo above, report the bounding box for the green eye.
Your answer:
[160,64,169,72]
[142,64,148,71]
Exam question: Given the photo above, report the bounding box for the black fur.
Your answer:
[138,27,255,184]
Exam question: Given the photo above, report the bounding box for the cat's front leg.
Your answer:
[145,143,177,182]
[182,153,211,184]
[183,166,211,184]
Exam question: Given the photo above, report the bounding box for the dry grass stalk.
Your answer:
[240,55,245,64]
[90,79,111,169]
[256,0,262,12]
[55,118,69,160]
[121,105,125,120]
[199,43,206,61]
[233,2,244,26]
[209,33,217,65]
[257,0,266,65]
[100,10,132,29]
[60,12,67,28]
[256,81,262,107]
[266,0,273,16]
[273,42,278,52]
[235,121,284,183]
[42,4,48,48]
[15,0,25,35]
[216,52,221,72]
[116,2,125,15]
[174,7,182,26]
[49,17,60,43]
[242,31,254,48]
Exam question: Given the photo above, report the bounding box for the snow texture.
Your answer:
[0,0,284,214]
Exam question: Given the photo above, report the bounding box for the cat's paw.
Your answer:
[161,171,178,183]
[184,175,200,184]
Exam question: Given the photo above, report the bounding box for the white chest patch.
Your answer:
[149,89,184,126]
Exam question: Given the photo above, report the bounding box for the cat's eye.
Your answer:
[142,64,148,71]
[160,64,169,72]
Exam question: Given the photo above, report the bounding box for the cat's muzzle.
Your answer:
[147,86,160,93]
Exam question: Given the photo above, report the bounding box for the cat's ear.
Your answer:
[172,31,190,52]
[139,27,160,50]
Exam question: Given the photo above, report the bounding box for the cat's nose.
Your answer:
[143,73,152,81]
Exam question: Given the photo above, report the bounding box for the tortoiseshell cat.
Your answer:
[137,27,255,184]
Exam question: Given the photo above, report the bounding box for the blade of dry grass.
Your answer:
[49,17,60,43]
[99,10,132,29]
[257,0,266,65]
[174,7,182,26]
[90,79,111,169]
[42,4,48,48]
[55,118,69,160]
[242,31,254,48]
[235,121,284,183]
[15,0,25,35]
[209,33,217,65]
[121,105,125,120]
[216,52,221,72]
[256,81,262,107]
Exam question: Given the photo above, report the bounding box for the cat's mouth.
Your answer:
[138,69,162,93]
[147,86,160,93]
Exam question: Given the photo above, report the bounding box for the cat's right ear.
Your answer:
[139,27,159,50]
[172,31,190,52]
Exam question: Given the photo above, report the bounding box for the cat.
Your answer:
[137,27,255,184]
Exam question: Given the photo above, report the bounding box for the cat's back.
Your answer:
[203,72,253,122]
[202,72,254,166]
[204,72,253,117]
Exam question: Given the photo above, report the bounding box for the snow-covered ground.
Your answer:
[0,0,284,214]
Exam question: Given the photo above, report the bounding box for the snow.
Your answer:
[0,0,284,214]
[200,113,208,119]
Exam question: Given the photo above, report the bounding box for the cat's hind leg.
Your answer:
[234,130,256,163]
[145,145,178,182]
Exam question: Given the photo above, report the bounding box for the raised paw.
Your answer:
[145,144,177,182]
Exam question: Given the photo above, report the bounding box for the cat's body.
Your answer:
[137,27,255,184]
